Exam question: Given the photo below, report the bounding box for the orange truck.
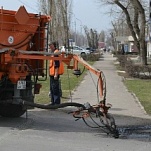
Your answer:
[0,6,118,137]
[0,6,52,117]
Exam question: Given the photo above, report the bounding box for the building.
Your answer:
[98,42,105,50]
[115,36,138,53]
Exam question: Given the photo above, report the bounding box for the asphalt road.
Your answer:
[0,53,151,151]
[0,108,151,151]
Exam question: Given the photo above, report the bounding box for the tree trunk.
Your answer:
[131,0,147,65]
[114,0,147,65]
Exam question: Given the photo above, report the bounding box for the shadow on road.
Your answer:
[0,108,151,141]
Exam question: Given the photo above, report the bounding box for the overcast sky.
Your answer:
[0,0,112,32]
[72,0,113,32]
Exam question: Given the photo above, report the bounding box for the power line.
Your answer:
[17,0,38,13]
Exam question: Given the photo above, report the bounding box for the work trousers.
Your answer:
[50,76,60,104]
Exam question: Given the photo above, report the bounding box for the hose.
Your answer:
[23,101,86,110]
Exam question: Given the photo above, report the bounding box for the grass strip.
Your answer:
[124,79,151,115]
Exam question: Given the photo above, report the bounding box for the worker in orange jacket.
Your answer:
[49,41,64,105]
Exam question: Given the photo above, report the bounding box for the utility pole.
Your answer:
[76,18,83,46]
[69,12,84,46]
[149,0,151,42]
[69,12,77,44]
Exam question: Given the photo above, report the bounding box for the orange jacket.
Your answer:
[49,49,64,76]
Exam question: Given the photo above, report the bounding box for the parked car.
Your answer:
[60,46,90,55]
[86,47,96,53]
[71,46,90,55]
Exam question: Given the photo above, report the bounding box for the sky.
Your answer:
[0,0,113,33]
[0,0,39,13]
[72,0,113,32]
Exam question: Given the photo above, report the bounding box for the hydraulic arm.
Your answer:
[1,49,106,104]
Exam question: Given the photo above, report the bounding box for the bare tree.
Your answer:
[84,26,99,49]
[38,0,72,46]
[99,30,105,42]
[99,0,148,65]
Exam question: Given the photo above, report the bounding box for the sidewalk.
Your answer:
[71,53,151,120]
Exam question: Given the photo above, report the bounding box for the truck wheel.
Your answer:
[0,104,26,117]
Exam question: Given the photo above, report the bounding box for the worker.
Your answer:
[49,41,64,105]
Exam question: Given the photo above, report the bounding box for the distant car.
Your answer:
[71,46,90,55]
[86,47,96,53]
[60,46,90,55]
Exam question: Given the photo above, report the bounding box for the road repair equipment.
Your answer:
[0,6,119,138]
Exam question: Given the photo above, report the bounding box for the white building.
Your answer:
[115,36,135,52]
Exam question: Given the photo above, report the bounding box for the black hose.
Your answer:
[23,101,86,110]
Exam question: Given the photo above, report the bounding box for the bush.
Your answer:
[82,53,102,61]
[116,55,128,68]
[116,55,151,79]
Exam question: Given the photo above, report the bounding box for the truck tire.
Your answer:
[0,104,26,117]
